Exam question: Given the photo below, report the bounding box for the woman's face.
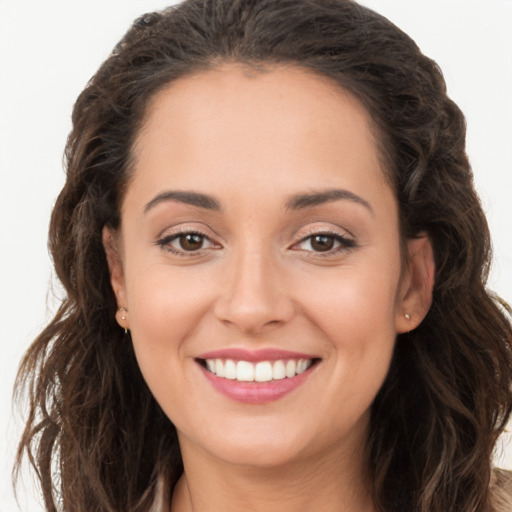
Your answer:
[106,65,432,469]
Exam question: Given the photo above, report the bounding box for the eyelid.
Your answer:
[290,226,357,255]
[154,223,356,257]
[155,224,222,255]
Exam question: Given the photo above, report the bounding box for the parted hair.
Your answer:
[14,1,512,511]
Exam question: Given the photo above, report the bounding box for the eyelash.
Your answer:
[155,229,357,257]
[156,229,216,257]
[292,230,357,257]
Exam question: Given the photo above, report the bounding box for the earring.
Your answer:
[118,307,128,334]
[404,313,411,320]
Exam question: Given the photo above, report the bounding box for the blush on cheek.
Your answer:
[127,280,206,372]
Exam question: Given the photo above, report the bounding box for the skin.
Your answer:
[104,64,434,512]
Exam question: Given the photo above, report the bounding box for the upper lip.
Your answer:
[196,348,319,362]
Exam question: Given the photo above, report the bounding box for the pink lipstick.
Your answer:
[196,348,320,404]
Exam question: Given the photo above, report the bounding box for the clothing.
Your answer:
[490,468,512,512]
[150,468,512,511]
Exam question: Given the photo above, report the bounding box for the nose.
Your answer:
[213,248,295,335]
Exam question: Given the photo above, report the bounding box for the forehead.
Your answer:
[129,63,391,208]
[136,64,383,156]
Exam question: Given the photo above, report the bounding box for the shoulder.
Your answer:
[147,470,512,511]
[490,468,512,512]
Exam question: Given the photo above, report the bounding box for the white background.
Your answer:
[1,1,511,510]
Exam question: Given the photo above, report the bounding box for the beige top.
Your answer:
[490,468,512,512]
[150,469,512,512]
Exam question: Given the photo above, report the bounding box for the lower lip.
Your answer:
[200,364,315,404]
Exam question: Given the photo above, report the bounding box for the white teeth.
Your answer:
[297,359,308,374]
[215,359,225,378]
[236,360,255,382]
[285,360,296,378]
[255,361,273,382]
[224,359,236,379]
[272,360,286,380]
[204,358,314,381]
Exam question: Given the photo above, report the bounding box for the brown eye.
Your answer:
[157,231,215,254]
[310,235,335,252]
[294,232,356,255]
[179,233,205,251]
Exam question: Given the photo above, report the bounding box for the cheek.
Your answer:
[301,259,401,408]
[305,261,400,340]
[123,262,213,387]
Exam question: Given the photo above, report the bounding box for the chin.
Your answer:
[179,418,316,469]
[212,440,308,469]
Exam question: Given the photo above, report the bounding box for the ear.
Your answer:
[395,234,435,333]
[102,226,129,330]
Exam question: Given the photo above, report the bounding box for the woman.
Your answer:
[14,0,512,511]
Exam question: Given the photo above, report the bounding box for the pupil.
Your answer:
[311,235,334,252]
[180,233,203,251]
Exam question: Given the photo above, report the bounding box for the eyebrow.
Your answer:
[144,190,221,213]
[286,188,373,213]
[143,188,372,215]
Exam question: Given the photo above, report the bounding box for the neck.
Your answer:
[170,438,375,512]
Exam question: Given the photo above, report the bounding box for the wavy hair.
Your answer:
[14,1,512,511]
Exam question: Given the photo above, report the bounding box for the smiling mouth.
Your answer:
[196,358,321,383]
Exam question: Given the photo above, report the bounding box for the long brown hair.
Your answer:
[14,1,512,511]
